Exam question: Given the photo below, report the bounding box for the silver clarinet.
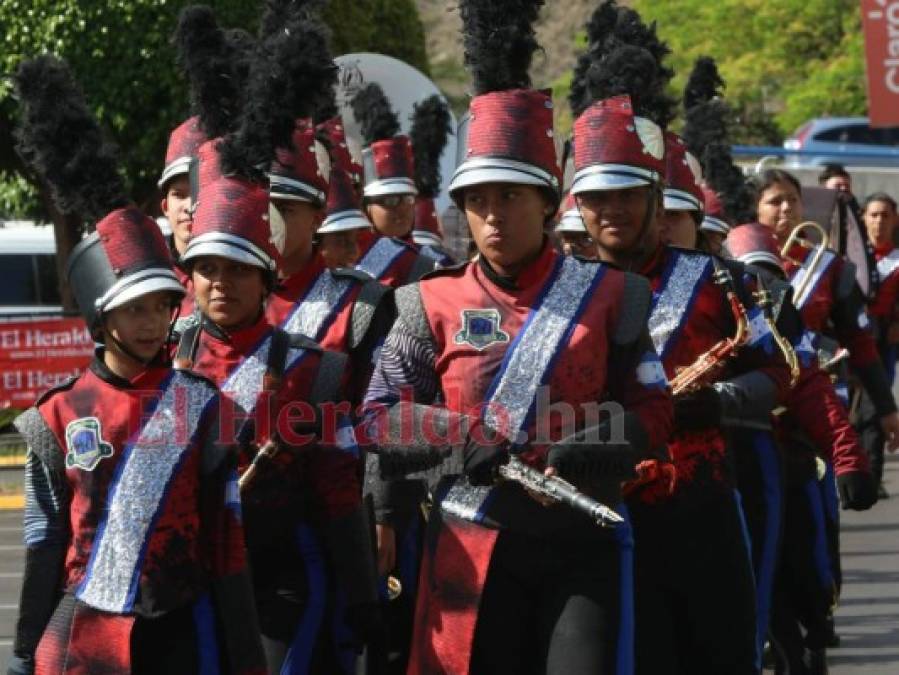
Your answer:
[498,456,625,528]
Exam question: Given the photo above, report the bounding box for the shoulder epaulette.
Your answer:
[286,332,325,353]
[420,259,468,280]
[332,266,376,284]
[34,374,79,407]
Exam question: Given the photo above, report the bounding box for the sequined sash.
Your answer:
[355,237,407,281]
[789,249,835,310]
[280,269,355,342]
[441,256,608,524]
[76,371,217,613]
[648,251,711,359]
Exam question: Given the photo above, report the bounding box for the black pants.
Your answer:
[630,490,758,675]
[855,383,886,487]
[769,475,835,669]
[469,523,630,675]
[131,604,200,674]
[733,429,784,655]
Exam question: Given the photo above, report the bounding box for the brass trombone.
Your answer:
[780,221,831,304]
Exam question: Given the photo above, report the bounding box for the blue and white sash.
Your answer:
[441,256,608,523]
[877,250,899,282]
[77,371,217,613]
[790,250,836,310]
[648,251,711,359]
[280,269,356,342]
[356,237,407,281]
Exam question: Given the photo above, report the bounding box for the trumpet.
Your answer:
[669,266,750,396]
[780,221,831,304]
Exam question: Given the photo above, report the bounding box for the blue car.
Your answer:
[783,117,899,167]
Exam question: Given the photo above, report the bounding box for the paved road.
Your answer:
[0,458,895,671]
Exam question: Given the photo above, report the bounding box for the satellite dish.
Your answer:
[334,53,458,217]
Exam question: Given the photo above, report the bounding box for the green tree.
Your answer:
[628,0,865,142]
[0,0,429,307]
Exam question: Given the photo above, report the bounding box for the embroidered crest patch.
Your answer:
[65,417,114,471]
[454,309,510,351]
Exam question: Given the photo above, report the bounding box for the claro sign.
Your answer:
[862,0,899,126]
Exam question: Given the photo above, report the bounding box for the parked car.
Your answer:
[783,117,899,168]
[0,223,62,317]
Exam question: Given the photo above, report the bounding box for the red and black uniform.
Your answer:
[176,312,376,670]
[266,251,393,408]
[364,242,672,674]
[355,230,437,289]
[13,355,264,674]
[628,245,792,675]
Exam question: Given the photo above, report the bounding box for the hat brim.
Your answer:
[363,178,417,199]
[555,211,587,233]
[182,233,274,270]
[269,174,326,206]
[101,269,186,313]
[736,251,782,269]
[449,157,559,199]
[158,157,192,188]
[664,189,702,212]
[318,210,373,234]
[700,216,731,235]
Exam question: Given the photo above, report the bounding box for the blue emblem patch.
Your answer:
[65,417,114,471]
[454,309,510,351]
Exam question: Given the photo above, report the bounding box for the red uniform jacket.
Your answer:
[635,246,792,504]
[871,243,899,328]
[355,231,437,289]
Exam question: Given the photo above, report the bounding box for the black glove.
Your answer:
[674,387,722,432]
[343,601,385,652]
[463,423,509,486]
[837,470,878,511]
[546,422,635,480]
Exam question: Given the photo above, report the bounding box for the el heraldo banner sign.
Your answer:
[0,317,93,409]
[862,0,899,127]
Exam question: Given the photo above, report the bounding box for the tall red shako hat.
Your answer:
[556,192,587,233]
[159,116,206,188]
[269,120,330,206]
[410,94,452,246]
[725,223,782,270]
[14,56,185,334]
[567,1,676,197]
[447,0,562,208]
[681,56,753,236]
[318,158,372,234]
[352,83,416,199]
[664,132,704,212]
[317,117,363,190]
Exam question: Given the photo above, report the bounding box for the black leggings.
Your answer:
[469,525,629,675]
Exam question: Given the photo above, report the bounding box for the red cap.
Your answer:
[159,116,206,188]
[319,162,371,234]
[555,192,586,233]
[571,95,665,195]
[66,207,185,329]
[412,197,443,246]
[700,186,731,235]
[184,175,284,272]
[725,222,782,268]
[663,132,703,212]
[269,120,329,206]
[318,117,362,188]
[449,89,561,204]
[362,136,416,198]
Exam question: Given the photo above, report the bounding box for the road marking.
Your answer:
[0,496,23,510]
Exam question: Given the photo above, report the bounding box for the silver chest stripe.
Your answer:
[77,373,216,613]
[225,339,271,415]
[356,238,405,280]
[648,253,710,357]
[483,256,605,436]
[443,258,603,524]
[282,271,353,341]
[790,250,835,310]
[877,250,899,281]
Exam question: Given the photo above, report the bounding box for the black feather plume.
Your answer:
[13,56,127,223]
[260,0,327,39]
[569,4,675,125]
[704,143,754,224]
[174,5,249,138]
[458,0,545,95]
[218,13,337,178]
[683,57,729,172]
[410,95,452,198]
[351,83,400,145]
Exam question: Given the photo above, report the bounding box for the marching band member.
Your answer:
[174,16,379,671]
[9,56,264,675]
[555,193,599,260]
[350,83,438,287]
[364,1,672,672]
[568,5,790,670]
